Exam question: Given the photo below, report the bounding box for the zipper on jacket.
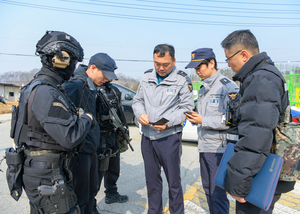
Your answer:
[219,130,226,147]
[159,91,164,106]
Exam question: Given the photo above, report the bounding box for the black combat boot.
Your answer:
[105,192,128,204]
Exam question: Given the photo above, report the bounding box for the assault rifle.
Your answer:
[101,107,134,151]
[98,87,134,152]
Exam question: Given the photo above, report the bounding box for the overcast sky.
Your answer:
[0,0,299,79]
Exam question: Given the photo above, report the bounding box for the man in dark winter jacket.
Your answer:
[63,53,118,214]
[221,30,295,214]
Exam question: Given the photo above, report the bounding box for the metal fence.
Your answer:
[283,74,300,107]
[192,74,300,107]
[191,81,201,99]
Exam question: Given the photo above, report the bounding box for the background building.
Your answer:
[0,83,21,102]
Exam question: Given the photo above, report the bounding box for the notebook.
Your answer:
[214,143,283,211]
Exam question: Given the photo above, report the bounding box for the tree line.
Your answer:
[1,64,299,91]
[0,68,141,91]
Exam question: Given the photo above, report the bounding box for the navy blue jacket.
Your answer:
[63,65,100,154]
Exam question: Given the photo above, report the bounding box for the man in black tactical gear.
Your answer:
[11,30,95,214]
[63,53,119,214]
[95,55,129,205]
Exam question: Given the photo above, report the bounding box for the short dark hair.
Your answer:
[221,30,259,54]
[153,44,175,60]
[201,58,218,70]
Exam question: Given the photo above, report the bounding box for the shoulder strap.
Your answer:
[220,77,231,85]
[17,81,44,145]
[21,80,44,125]
[144,69,152,74]
[24,81,42,103]
[177,70,187,77]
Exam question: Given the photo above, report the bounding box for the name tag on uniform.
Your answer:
[166,88,177,95]
[209,98,219,106]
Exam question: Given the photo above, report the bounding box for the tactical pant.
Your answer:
[22,153,79,214]
[200,152,229,214]
[102,132,121,196]
[69,152,99,214]
[141,132,184,214]
[104,150,120,195]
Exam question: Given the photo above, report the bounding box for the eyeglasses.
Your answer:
[225,50,241,63]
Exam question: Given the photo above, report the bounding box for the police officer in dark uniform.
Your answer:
[11,31,95,213]
[63,53,119,214]
[96,80,129,204]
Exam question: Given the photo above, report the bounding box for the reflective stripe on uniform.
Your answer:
[226,133,239,141]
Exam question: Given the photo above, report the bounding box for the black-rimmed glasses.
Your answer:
[225,50,241,63]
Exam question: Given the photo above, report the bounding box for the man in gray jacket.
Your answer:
[185,48,239,214]
[132,44,194,214]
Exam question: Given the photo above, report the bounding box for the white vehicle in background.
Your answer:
[181,105,300,142]
[181,119,198,142]
[182,98,198,142]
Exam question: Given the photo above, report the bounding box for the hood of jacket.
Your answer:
[73,64,89,82]
[232,52,274,83]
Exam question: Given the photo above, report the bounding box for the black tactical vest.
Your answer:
[10,77,75,150]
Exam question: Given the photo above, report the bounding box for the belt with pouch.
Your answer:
[24,149,64,169]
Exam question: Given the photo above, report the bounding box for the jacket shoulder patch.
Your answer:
[177,70,187,77]
[220,78,231,85]
[53,102,68,112]
[144,69,152,74]
[228,92,238,100]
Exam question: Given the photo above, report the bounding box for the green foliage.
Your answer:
[113,72,140,91]
[219,68,235,79]
[131,82,140,92]
[123,83,130,88]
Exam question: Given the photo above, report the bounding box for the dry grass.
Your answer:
[0,102,18,114]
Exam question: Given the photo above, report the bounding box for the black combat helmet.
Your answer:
[35,31,84,80]
[36,30,83,61]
